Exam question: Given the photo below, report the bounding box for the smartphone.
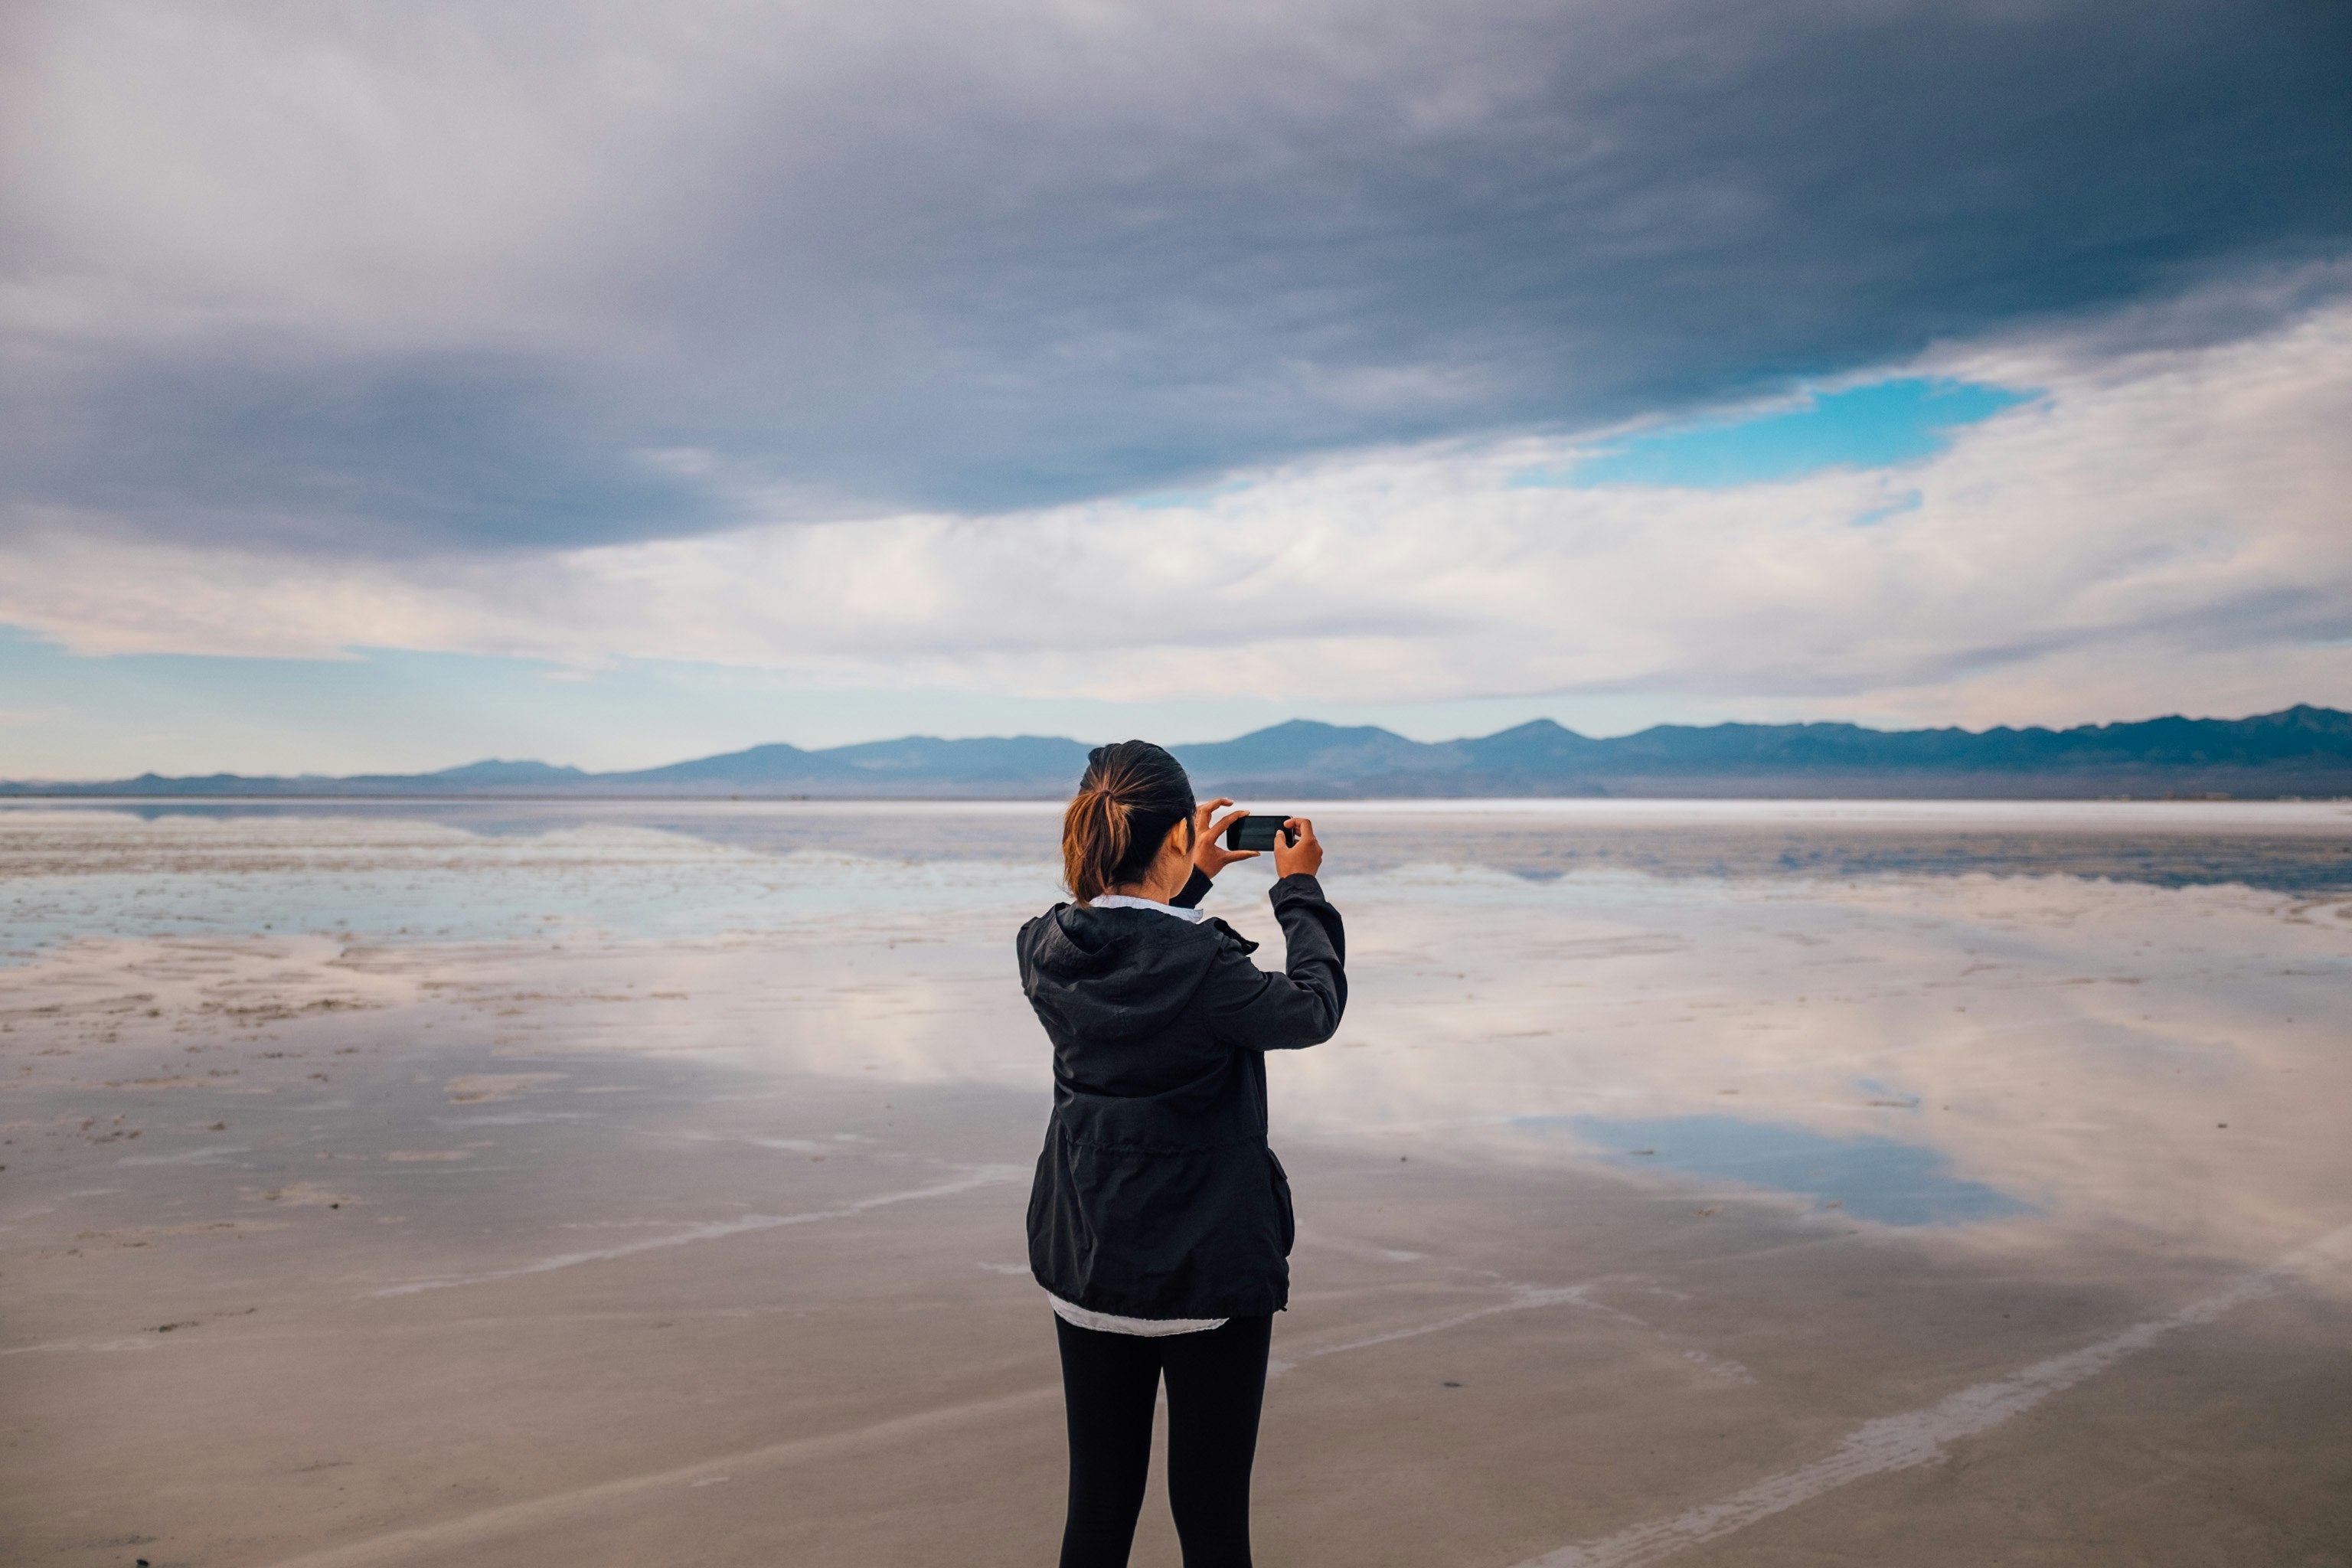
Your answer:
[1223,814,1298,852]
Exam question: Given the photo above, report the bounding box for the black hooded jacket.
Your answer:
[1018,868,1346,1319]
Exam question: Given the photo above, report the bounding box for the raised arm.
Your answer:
[1203,872,1345,1050]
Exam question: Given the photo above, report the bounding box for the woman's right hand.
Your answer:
[1192,798,1259,880]
[1273,816,1322,879]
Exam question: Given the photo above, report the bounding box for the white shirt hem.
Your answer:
[1049,1293,1228,1337]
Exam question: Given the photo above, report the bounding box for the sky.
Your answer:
[3,0,2350,778]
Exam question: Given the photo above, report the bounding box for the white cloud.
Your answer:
[4,290,2348,730]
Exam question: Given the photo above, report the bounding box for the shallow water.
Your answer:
[1525,1116,2034,1228]
[4,799,2350,1566]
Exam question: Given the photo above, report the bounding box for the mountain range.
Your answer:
[6,706,2350,800]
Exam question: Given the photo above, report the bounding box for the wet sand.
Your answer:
[3,802,2350,1566]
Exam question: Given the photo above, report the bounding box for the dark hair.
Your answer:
[1062,740,1196,904]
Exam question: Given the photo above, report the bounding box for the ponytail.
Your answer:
[1062,783,1135,905]
[1062,740,1195,903]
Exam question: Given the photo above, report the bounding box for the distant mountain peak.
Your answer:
[1227,717,1413,743]
[1481,717,1585,740]
[423,759,590,782]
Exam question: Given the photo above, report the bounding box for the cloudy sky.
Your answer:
[3,0,2348,776]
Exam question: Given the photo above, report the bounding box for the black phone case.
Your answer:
[1225,815,1295,852]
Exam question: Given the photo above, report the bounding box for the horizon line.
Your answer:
[0,701,2342,792]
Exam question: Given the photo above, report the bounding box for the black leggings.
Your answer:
[1054,1313,1272,1568]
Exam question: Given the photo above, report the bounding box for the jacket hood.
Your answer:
[1020,903,1231,1044]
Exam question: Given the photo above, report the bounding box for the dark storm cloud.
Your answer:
[5,0,2350,551]
[6,349,729,553]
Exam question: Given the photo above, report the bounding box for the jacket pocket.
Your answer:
[1266,1148,1295,1256]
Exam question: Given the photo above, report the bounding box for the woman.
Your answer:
[1018,740,1346,1568]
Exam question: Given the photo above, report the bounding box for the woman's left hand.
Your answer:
[1192,799,1257,878]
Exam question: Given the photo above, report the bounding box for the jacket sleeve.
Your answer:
[1203,874,1346,1050]
[1169,867,1214,910]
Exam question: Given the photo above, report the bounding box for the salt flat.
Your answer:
[3,802,2349,1566]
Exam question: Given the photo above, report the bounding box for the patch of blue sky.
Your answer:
[1512,376,2035,492]
[1519,1112,2034,1227]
